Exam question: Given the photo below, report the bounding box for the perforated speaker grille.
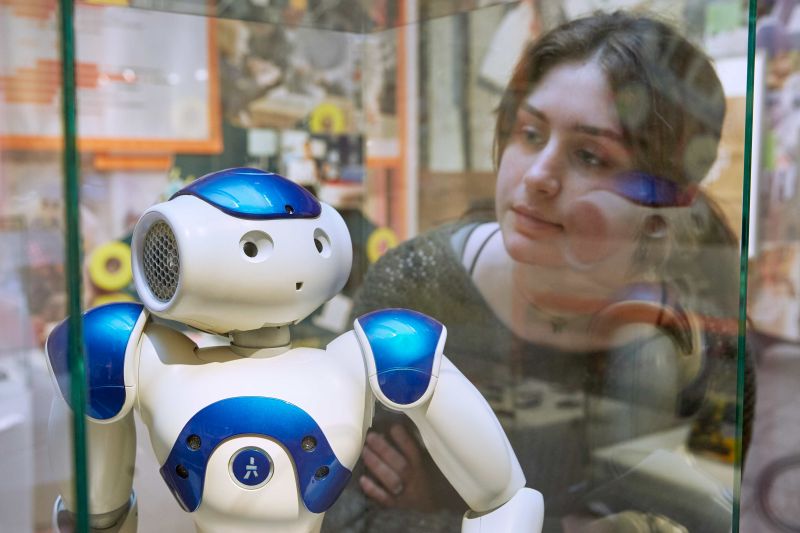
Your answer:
[143,221,179,302]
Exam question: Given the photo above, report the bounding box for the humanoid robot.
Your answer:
[45,167,545,533]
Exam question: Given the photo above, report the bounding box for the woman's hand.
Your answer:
[359,423,436,510]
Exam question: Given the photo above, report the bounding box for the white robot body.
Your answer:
[45,168,544,532]
[136,327,369,468]
[137,331,369,533]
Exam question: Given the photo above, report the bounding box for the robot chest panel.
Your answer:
[141,347,368,517]
[160,396,354,518]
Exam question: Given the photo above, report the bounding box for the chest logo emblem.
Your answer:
[230,447,273,489]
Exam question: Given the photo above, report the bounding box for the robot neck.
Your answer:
[229,326,291,357]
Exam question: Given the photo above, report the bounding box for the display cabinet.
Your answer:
[0,1,758,531]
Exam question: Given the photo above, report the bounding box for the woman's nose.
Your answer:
[522,145,562,197]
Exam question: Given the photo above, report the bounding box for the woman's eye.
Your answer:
[576,149,605,168]
[520,126,543,145]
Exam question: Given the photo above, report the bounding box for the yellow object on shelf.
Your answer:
[88,241,133,292]
[366,227,398,263]
[309,102,347,135]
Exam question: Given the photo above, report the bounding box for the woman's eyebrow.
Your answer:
[520,102,626,144]
[574,124,626,144]
[519,102,547,122]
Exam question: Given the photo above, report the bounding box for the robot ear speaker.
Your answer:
[141,220,181,303]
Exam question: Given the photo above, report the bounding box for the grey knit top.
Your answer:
[323,220,751,533]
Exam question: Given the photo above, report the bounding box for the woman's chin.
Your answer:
[504,232,565,268]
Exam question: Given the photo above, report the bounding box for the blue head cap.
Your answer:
[171,167,322,219]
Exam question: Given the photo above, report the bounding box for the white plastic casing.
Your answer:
[131,196,352,334]
[134,327,371,533]
[406,356,527,513]
[48,402,137,519]
[461,487,544,532]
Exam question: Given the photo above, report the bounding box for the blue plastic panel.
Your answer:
[171,167,322,219]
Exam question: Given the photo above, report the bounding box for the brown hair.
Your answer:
[494,11,726,188]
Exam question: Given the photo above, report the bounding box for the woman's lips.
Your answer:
[511,206,563,237]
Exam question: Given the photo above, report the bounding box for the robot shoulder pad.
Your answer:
[354,309,446,409]
[46,302,147,421]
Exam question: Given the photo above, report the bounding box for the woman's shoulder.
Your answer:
[374,220,486,268]
[351,221,492,319]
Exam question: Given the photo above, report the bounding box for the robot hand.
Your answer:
[461,488,544,532]
[53,493,137,533]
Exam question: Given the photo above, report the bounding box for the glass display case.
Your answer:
[0,1,760,532]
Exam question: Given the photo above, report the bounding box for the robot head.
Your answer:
[131,168,353,335]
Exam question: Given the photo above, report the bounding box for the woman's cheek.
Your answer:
[562,192,643,268]
[496,154,527,198]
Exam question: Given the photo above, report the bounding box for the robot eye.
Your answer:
[243,241,258,257]
[240,231,273,262]
[313,229,331,258]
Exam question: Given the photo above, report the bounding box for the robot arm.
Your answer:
[407,357,544,532]
[48,404,138,532]
[45,302,145,532]
[354,309,544,532]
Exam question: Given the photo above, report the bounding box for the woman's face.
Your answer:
[496,59,649,281]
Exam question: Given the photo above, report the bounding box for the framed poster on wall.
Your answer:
[0,1,221,153]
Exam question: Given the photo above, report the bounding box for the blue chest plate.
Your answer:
[357,309,444,405]
[160,397,351,514]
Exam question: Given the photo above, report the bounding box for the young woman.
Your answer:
[325,11,754,533]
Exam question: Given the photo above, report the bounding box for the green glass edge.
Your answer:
[58,1,89,531]
[733,1,758,531]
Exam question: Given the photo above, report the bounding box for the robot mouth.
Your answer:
[296,282,304,291]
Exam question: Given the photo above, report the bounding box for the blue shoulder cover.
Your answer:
[356,309,443,405]
[46,302,144,420]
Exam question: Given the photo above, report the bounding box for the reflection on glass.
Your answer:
[335,6,750,533]
[0,1,754,532]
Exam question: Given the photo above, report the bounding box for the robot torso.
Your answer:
[135,321,371,533]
